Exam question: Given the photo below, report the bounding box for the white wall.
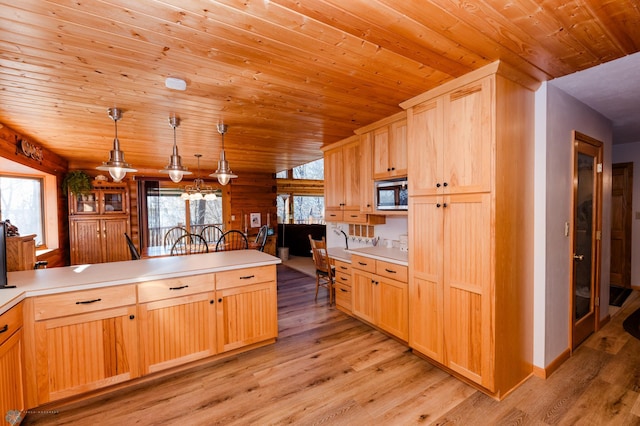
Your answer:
[535,83,613,368]
[612,142,640,286]
[325,216,408,250]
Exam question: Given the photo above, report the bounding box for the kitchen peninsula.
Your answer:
[0,250,280,412]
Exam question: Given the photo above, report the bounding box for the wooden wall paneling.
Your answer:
[229,172,277,238]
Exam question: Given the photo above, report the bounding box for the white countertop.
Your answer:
[0,250,281,316]
[328,246,408,266]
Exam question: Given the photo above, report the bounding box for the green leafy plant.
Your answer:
[62,170,92,196]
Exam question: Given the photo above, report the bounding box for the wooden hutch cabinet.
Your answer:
[68,181,131,265]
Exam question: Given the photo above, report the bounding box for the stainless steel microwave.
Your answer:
[375,179,408,210]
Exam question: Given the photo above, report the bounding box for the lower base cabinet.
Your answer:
[334,260,352,314]
[351,255,408,341]
[31,286,139,404]
[138,274,217,375]
[0,304,25,421]
[215,266,278,353]
[22,265,278,409]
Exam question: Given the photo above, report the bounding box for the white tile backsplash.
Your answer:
[325,216,408,249]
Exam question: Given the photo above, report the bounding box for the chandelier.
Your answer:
[209,123,238,185]
[181,154,217,201]
[159,115,191,183]
[96,107,137,182]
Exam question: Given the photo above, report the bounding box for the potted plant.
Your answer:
[62,170,92,196]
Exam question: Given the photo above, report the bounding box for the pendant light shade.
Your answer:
[159,116,192,183]
[96,107,137,182]
[209,123,238,185]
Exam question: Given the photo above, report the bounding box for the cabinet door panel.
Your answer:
[324,147,344,210]
[372,127,390,179]
[389,118,407,177]
[408,100,442,196]
[443,194,492,389]
[216,281,277,353]
[138,293,216,374]
[70,219,102,265]
[103,219,130,263]
[35,306,138,403]
[342,141,361,209]
[443,78,492,194]
[408,196,444,361]
[359,133,374,212]
[352,270,376,324]
[0,330,25,417]
[378,277,408,341]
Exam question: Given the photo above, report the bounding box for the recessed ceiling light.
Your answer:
[165,77,187,91]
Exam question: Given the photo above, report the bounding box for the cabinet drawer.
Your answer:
[335,271,352,287]
[333,260,352,275]
[216,266,275,290]
[325,209,344,222]
[138,274,215,303]
[376,260,408,282]
[34,285,137,321]
[351,255,376,273]
[335,282,352,312]
[342,211,367,224]
[0,303,23,346]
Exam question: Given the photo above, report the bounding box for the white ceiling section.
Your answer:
[551,52,640,144]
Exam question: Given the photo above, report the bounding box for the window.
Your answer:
[275,170,287,179]
[143,181,223,247]
[277,195,324,224]
[0,175,45,245]
[293,158,323,180]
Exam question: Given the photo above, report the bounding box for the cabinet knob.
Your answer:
[443,203,448,208]
[436,183,441,188]
[129,315,135,320]
[210,300,215,304]
[443,182,448,187]
[391,167,395,171]
[387,168,391,172]
[436,203,441,208]
[218,298,222,303]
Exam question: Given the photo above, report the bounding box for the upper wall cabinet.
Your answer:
[406,78,492,197]
[323,136,361,222]
[356,111,408,181]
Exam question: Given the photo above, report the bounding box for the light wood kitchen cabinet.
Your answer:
[404,62,534,398]
[215,266,278,353]
[69,181,131,265]
[30,285,139,404]
[333,260,353,314]
[7,234,36,271]
[407,77,491,197]
[0,303,25,420]
[371,115,407,180]
[137,274,217,375]
[359,133,375,213]
[323,136,361,222]
[351,255,408,341]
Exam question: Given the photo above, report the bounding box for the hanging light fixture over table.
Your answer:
[181,154,217,201]
[96,107,137,182]
[159,116,192,183]
[209,123,238,185]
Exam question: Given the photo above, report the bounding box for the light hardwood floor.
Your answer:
[23,266,640,425]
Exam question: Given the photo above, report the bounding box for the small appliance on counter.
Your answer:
[399,234,408,252]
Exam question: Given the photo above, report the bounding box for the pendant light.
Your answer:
[159,116,192,183]
[181,154,217,201]
[96,107,137,182]
[209,123,238,185]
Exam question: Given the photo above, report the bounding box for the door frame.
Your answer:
[569,131,603,350]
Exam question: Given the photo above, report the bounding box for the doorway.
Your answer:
[610,162,633,289]
[570,131,603,350]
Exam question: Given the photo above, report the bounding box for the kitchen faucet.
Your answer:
[334,228,349,249]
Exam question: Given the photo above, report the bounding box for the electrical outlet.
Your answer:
[564,222,570,237]
[231,215,236,221]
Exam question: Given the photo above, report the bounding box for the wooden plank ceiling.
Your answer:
[0,0,639,176]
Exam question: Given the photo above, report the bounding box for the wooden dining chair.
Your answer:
[253,225,269,252]
[170,233,209,256]
[308,234,334,304]
[164,226,188,248]
[200,225,223,245]
[215,230,248,251]
[124,233,140,260]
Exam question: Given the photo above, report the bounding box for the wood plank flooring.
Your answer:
[23,266,640,425]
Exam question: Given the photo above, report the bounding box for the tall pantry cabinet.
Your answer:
[403,62,535,399]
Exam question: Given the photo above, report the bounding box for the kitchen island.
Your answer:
[0,250,281,411]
